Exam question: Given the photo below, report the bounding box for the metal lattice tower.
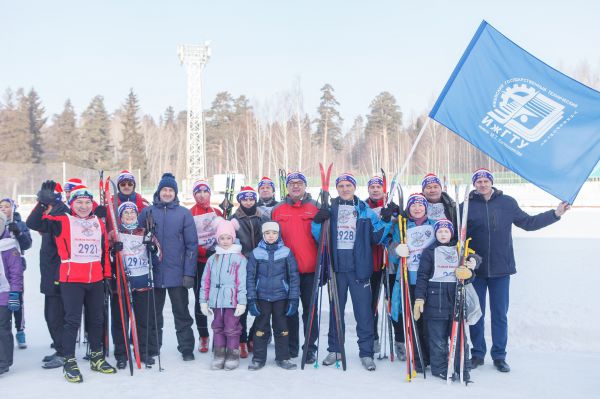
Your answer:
[178,42,211,182]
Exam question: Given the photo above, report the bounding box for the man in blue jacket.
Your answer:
[312,173,393,371]
[466,169,570,373]
[139,173,198,361]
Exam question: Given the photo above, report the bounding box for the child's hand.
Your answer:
[248,300,261,317]
[413,299,424,321]
[200,303,212,316]
[455,266,473,280]
[234,304,246,317]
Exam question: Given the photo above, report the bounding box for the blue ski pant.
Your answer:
[327,271,374,358]
[469,275,510,361]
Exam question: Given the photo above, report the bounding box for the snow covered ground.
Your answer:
[2,206,600,398]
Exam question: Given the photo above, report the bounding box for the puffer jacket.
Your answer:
[138,195,198,288]
[0,231,24,306]
[199,244,247,308]
[230,206,269,257]
[246,238,300,302]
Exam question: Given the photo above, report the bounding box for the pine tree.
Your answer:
[80,95,113,169]
[26,88,46,163]
[205,92,235,174]
[49,99,79,164]
[0,88,33,162]
[119,89,146,171]
[365,91,402,172]
[313,84,343,165]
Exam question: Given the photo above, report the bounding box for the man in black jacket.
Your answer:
[466,169,570,373]
[421,173,457,227]
[26,181,69,369]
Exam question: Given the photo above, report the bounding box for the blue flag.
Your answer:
[430,20,600,203]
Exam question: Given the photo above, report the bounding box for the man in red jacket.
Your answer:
[190,179,223,353]
[271,171,319,362]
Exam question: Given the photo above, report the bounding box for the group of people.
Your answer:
[0,167,569,384]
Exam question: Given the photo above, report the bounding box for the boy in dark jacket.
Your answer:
[414,219,480,381]
[0,198,32,349]
[246,221,300,370]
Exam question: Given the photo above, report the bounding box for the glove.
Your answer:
[146,242,158,254]
[248,300,261,317]
[112,241,123,253]
[413,298,424,321]
[7,222,21,237]
[182,276,195,289]
[219,198,233,215]
[465,257,477,270]
[234,304,246,317]
[395,243,409,258]
[380,202,399,222]
[200,303,213,316]
[285,298,299,317]
[7,292,20,312]
[313,208,330,224]
[37,180,57,206]
[455,266,473,280]
[94,205,107,219]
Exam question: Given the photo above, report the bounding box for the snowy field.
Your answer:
[2,204,600,398]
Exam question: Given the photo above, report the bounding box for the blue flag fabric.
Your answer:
[430,20,600,203]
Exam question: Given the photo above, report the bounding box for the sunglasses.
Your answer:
[119,181,135,187]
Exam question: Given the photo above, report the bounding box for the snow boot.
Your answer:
[471,356,484,368]
[276,359,297,370]
[199,337,209,353]
[322,352,341,366]
[493,359,510,373]
[42,355,64,369]
[116,359,127,369]
[90,351,116,374]
[182,352,195,361]
[224,348,240,370]
[395,342,406,361]
[306,351,317,364]
[239,343,249,358]
[16,331,27,349]
[248,360,265,371]
[42,351,58,363]
[63,357,83,383]
[211,347,226,370]
[361,357,376,371]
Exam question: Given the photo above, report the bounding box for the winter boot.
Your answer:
[16,331,27,349]
[42,352,58,363]
[493,359,510,373]
[471,356,484,368]
[276,359,297,370]
[211,347,226,370]
[42,355,64,369]
[395,342,406,361]
[305,351,317,365]
[63,357,83,383]
[361,357,376,371]
[248,360,265,371]
[224,348,240,370]
[90,351,117,374]
[199,337,210,353]
[239,343,249,359]
[182,352,195,361]
[373,339,380,354]
[322,352,341,366]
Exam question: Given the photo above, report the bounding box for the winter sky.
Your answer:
[2,0,599,127]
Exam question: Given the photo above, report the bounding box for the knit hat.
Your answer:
[68,185,94,205]
[117,170,136,187]
[118,201,138,220]
[286,171,307,186]
[0,198,17,213]
[406,193,428,210]
[216,219,237,241]
[53,183,64,203]
[472,168,494,185]
[261,221,280,234]
[193,179,211,194]
[258,176,275,191]
[367,176,384,188]
[335,172,357,187]
[156,173,178,196]
[421,173,442,190]
[434,218,454,237]
[237,186,257,202]
[64,178,83,193]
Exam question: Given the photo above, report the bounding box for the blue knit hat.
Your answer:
[367,176,384,188]
[258,176,275,191]
[335,172,357,187]
[118,201,138,220]
[286,172,307,186]
[472,168,494,185]
[406,193,428,210]
[434,218,454,237]
[156,173,178,196]
[421,173,442,190]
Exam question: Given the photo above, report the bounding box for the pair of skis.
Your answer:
[278,169,287,201]
[300,163,347,371]
[223,172,236,219]
[102,176,142,375]
[447,185,471,385]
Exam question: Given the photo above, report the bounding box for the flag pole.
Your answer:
[398,117,431,183]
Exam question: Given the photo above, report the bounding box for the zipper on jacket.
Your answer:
[485,201,491,276]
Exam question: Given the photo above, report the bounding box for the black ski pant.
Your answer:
[154,286,195,355]
[193,262,209,338]
[427,318,471,376]
[44,293,64,356]
[0,306,13,369]
[61,281,104,358]
[252,300,290,363]
[372,271,403,342]
[110,289,157,361]
[287,272,318,357]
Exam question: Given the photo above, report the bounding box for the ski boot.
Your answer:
[322,352,341,366]
[90,351,116,374]
[16,331,27,349]
[211,347,226,370]
[360,357,376,371]
[224,348,240,370]
[116,359,127,369]
[199,337,209,353]
[373,339,380,354]
[395,342,406,361]
[63,357,83,383]
[248,360,265,371]
[276,359,297,370]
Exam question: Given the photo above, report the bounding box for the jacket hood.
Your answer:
[215,243,243,255]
